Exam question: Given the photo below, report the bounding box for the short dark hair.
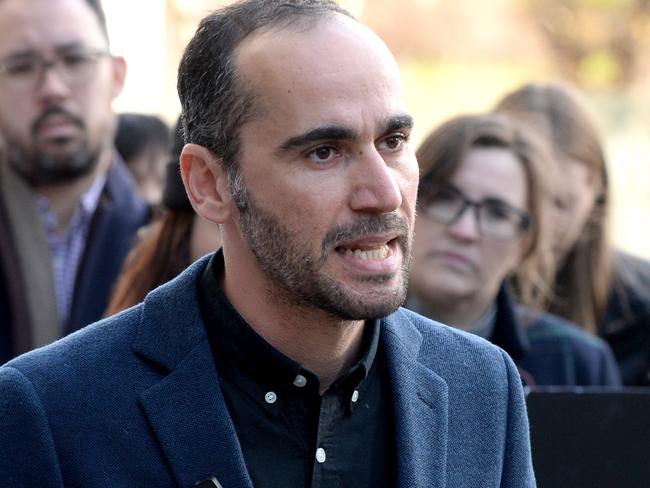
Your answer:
[177,0,352,182]
[84,0,109,42]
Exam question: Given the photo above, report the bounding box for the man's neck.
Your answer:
[221,239,366,394]
[36,152,110,234]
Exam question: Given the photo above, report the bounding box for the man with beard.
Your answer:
[0,1,535,486]
[0,0,150,362]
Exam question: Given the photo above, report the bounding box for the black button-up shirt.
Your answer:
[198,252,395,488]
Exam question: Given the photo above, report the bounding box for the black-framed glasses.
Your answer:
[418,184,531,241]
[0,47,110,91]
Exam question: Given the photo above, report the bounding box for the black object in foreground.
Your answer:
[527,388,650,488]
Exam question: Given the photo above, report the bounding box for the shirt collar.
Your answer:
[36,171,107,226]
[79,171,106,215]
[198,250,381,399]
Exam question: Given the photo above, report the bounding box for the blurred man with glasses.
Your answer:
[0,0,150,363]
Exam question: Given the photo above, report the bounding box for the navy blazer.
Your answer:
[0,257,535,487]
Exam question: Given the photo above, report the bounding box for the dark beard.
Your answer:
[7,106,101,186]
[236,182,412,321]
[7,144,101,186]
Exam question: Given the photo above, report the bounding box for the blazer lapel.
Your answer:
[139,340,253,488]
[134,258,253,488]
[383,313,450,488]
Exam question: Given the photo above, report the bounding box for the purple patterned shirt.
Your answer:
[36,174,106,327]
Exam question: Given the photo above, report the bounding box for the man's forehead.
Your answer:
[232,16,409,153]
[234,14,404,111]
[236,14,390,67]
[0,0,106,55]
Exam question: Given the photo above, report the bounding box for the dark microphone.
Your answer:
[193,477,224,488]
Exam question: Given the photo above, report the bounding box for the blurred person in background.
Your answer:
[495,81,650,386]
[0,0,150,363]
[407,113,621,387]
[115,112,170,204]
[107,119,221,314]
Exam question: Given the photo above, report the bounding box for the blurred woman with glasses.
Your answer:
[495,82,650,386]
[407,113,620,387]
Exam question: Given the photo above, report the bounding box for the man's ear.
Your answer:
[110,55,127,99]
[180,144,234,224]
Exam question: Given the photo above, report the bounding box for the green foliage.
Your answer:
[577,49,621,86]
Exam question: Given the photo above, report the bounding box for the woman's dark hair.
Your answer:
[105,211,194,315]
[494,82,610,333]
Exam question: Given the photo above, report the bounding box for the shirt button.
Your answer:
[264,391,277,404]
[351,390,359,403]
[293,374,307,387]
[315,447,326,463]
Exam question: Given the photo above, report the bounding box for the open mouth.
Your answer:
[335,238,397,261]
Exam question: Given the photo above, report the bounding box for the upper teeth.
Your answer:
[343,245,389,260]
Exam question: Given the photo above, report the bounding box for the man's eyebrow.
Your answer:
[2,49,38,60]
[56,42,89,51]
[4,43,90,60]
[275,115,414,156]
[384,114,414,133]
[276,125,358,155]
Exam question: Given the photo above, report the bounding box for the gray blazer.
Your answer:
[0,256,535,487]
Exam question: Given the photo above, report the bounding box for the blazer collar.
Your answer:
[135,261,451,488]
[134,255,253,488]
[382,310,450,488]
[132,256,211,370]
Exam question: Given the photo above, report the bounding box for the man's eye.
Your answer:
[6,61,37,75]
[62,53,89,67]
[307,145,340,163]
[379,134,407,152]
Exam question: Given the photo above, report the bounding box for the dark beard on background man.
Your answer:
[7,105,101,186]
[7,142,101,186]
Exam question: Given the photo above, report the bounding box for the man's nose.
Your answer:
[36,63,72,103]
[349,147,402,214]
